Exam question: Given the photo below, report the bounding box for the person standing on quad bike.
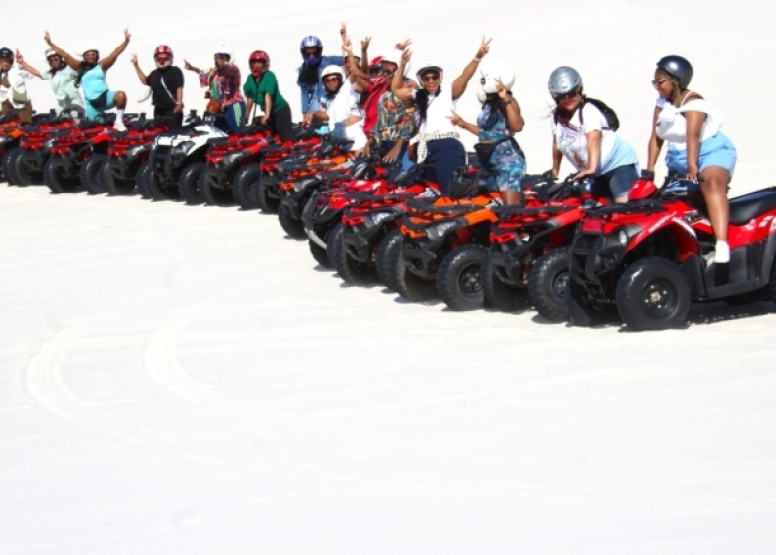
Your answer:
[243,50,294,141]
[0,47,34,124]
[43,29,131,130]
[184,46,245,133]
[450,60,526,205]
[392,38,490,194]
[548,66,638,203]
[305,65,366,151]
[15,48,84,113]
[297,25,349,123]
[131,46,184,128]
[344,38,416,173]
[645,55,737,264]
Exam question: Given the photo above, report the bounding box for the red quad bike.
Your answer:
[45,114,141,194]
[231,131,322,212]
[99,117,170,196]
[276,138,356,239]
[335,164,440,287]
[485,174,607,321]
[301,156,391,269]
[3,107,80,187]
[567,176,776,331]
[195,124,275,206]
[392,166,505,310]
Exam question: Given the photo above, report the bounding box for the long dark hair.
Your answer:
[75,61,97,88]
[415,86,441,125]
[481,91,511,128]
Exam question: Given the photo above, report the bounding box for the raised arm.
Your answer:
[497,80,524,132]
[100,29,131,71]
[15,50,41,78]
[391,49,414,104]
[130,53,147,85]
[359,36,370,77]
[344,45,367,85]
[43,31,81,71]
[449,110,480,136]
[451,37,490,101]
[646,105,664,173]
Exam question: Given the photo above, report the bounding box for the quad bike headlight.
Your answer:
[173,140,195,155]
[0,136,10,146]
[610,225,643,248]
[293,175,321,193]
[426,219,462,241]
[127,144,148,158]
[223,150,249,168]
[364,211,394,228]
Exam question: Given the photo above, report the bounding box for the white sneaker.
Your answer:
[113,120,126,132]
[715,241,730,264]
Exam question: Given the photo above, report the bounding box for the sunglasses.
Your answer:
[421,73,440,82]
[250,59,266,65]
[323,75,341,82]
[552,89,579,102]
[651,77,672,88]
[215,54,230,61]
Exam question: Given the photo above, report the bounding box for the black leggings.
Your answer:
[269,104,294,142]
[153,106,183,129]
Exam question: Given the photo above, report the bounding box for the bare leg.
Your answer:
[699,166,731,242]
[502,190,522,205]
[614,194,629,204]
[113,91,127,109]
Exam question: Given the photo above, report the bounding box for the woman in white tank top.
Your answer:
[646,55,737,264]
[391,39,491,194]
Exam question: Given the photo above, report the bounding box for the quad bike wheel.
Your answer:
[14,149,44,186]
[333,225,377,286]
[101,161,135,195]
[179,162,205,205]
[232,166,260,210]
[80,154,108,194]
[437,244,488,311]
[392,239,438,303]
[375,229,402,291]
[147,168,180,201]
[199,171,234,207]
[278,203,307,239]
[44,158,79,193]
[615,256,691,331]
[135,161,152,198]
[528,248,571,322]
[481,249,529,312]
[2,147,22,185]
[257,172,281,214]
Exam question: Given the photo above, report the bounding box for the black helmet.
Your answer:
[0,47,13,60]
[656,55,693,89]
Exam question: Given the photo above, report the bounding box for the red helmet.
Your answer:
[153,45,173,68]
[249,50,270,76]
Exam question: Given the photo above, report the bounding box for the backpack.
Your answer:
[582,97,620,131]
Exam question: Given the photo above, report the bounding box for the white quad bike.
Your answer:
[141,110,228,202]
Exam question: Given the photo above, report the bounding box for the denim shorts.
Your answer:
[666,132,737,176]
[591,163,638,199]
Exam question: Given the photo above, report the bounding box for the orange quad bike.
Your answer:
[392,166,503,310]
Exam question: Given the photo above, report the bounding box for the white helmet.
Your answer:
[321,65,345,80]
[215,45,234,62]
[476,88,487,104]
[480,59,515,94]
[45,48,58,59]
[416,61,443,85]
[82,48,100,59]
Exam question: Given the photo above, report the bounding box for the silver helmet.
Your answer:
[548,66,582,98]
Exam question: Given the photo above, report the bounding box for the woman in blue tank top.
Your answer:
[43,29,131,130]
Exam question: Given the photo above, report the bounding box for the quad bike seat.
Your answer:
[728,188,776,225]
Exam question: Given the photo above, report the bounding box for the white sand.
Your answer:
[2,1,776,552]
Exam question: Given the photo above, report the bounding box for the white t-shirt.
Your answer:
[0,65,33,108]
[321,83,366,150]
[655,95,721,149]
[413,89,457,134]
[551,102,637,174]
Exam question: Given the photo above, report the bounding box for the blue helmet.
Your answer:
[300,36,323,50]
